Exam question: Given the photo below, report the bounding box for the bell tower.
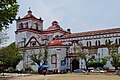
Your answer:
[16,9,43,31]
[15,9,43,48]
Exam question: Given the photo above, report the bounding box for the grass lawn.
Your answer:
[1,73,120,80]
[45,74,120,80]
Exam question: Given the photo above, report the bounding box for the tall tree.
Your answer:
[107,42,120,70]
[77,49,95,71]
[110,46,120,70]
[0,30,8,44]
[0,42,22,68]
[30,50,43,66]
[0,0,19,31]
[30,49,48,66]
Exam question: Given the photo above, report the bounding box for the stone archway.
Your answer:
[72,59,79,72]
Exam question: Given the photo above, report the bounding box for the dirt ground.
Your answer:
[1,74,120,80]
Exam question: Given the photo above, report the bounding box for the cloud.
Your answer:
[4,0,120,46]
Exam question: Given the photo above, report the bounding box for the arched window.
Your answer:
[105,39,111,45]
[115,39,118,44]
[87,41,92,46]
[95,40,101,46]
[119,39,120,44]
[19,23,23,29]
[108,39,111,45]
[95,41,97,46]
[98,40,100,46]
[26,22,28,28]
[105,40,108,45]
[87,41,89,47]
[89,41,92,46]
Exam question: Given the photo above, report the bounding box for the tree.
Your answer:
[110,46,120,70]
[30,48,48,66]
[0,30,8,44]
[77,49,95,71]
[0,0,19,31]
[107,41,120,70]
[43,48,48,65]
[0,42,22,68]
[87,56,108,68]
[30,50,43,66]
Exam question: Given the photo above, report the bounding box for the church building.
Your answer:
[15,10,120,72]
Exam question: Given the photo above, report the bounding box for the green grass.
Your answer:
[45,74,120,80]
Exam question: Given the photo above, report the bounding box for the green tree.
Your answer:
[87,56,108,68]
[30,50,43,66]
[107,41,120,70]
[0,0,19,31]
[77,49,95,71]
[30,48,48,66]
[0,30,8,44]
[110,47,120,70]
[0,42,22,68]
[43,48,48,65]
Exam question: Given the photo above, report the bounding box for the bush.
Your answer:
[87,62,104,68]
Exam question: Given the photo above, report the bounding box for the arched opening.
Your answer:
[72,59,79,72]
[95,41,97,46]
[119,39,120,44]
[89,41,92,46]
[115,39,118,44]
[87,41,89,47]
[98,40,100,46]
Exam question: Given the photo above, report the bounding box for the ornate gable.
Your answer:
[25,36,41,47]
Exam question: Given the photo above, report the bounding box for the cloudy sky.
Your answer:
[4,0,120,46]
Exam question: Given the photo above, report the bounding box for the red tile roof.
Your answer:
[61,28,120,38]
[49,40,64,46]
[22,10,40,20]
[47,21,63,31]
[47,26,58,30]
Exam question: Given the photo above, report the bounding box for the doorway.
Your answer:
[72,59,79,72]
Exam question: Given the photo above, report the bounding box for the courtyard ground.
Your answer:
[0,73,120,80]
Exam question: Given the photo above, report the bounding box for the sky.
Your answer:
[3,0,120,46]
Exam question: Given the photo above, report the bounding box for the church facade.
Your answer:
[15,10,120,72]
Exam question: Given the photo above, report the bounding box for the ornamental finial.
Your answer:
[29,7,31,11]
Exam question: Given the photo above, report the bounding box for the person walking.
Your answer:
[43,69,46,76]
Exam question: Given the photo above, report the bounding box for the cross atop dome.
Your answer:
[27,7,32,15]
[29,7,31,10]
